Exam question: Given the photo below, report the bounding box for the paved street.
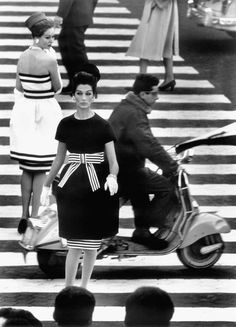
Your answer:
[0,0,236,326]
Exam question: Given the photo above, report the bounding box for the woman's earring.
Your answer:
[35,38,39,44]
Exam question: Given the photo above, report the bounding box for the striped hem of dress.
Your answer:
[67,239,102,250]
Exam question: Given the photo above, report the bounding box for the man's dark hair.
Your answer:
[53,286,96,326]
[132,74,159,95]
[0,307,42,327]
[125,286,174,326]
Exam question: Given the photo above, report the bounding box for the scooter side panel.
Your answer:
[179,212,231,248]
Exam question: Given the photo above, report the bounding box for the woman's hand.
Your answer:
[40,186,51,206]
[104,174,118,196]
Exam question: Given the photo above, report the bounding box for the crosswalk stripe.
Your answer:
[0,205,236,220]
[2,144,236,157]
[0,306,234,323]
[0,278,235,293]
[2,78,210,89]
[2,0,119,2]
[1,205,236,218]
[0,93,230,103]
[1,183,236,196]
[0,17,139,26]
[0,126,228,138]
[1,163,236,176]
[0,6,130,14]
[0,51,183,62]
[0,27,138,36]
[0,64,199,74]
[0,228,234,242]
[0,252,234,267]
[2,108,236,120]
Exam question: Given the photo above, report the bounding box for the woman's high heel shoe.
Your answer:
[158,80,176,92]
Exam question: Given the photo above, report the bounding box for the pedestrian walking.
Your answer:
[41,63,119,289]
[54,0,98,94]
[10,12,62,234]
[126,0,179,91]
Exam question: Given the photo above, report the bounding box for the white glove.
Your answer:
[40,186,51,206]
[104,174,118,196]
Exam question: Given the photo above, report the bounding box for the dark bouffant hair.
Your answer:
[72,63,101,97]
[53,286,96,326]
[30,19,54,38]
[133,74,159,95]
[125,286,174,326]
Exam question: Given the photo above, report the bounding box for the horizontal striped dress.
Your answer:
[10,73,62,171]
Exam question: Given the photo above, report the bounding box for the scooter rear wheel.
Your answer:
[176,234,223,269]
[37,249,81,278]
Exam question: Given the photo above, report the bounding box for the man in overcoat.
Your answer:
[54,0,98,94]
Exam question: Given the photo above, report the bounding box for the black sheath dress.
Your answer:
[55,113,119,240]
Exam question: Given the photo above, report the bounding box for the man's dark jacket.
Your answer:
[56,0,98,27]
[108,92,178,174]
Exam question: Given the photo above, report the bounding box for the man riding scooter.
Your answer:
[108,74,180,250]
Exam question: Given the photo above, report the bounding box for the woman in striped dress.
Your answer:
[9,12,62,233]
[40,64,119,289]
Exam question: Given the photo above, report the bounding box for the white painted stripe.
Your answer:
[0,27,138,35]
[4,78,213,90]
[58,94,231,103]
[0,93,229,103]
[0,278,236,294]
[3,0,119,2]
[0,251,234,267]
[2,0,119,2]
[2,183,236,196]
[0,306,234,323]
[0,6,130,14]
[0,227,234,241]
[0,64,198,74]
[1,109,236,121]
[0,39,134,47]
[1,205,236,219]
[0,51,183,62]
[0,126,226,138]
[0,17,139,26]
[0,145,236,158]
[2,162,236,175]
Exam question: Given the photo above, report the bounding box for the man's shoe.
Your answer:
[132,229,168,250]
[153,228,171,240]
[61,85,72,95]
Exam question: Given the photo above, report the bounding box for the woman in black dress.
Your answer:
[41,64,119,288]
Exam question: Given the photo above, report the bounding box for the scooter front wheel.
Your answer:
[176,234,224,269]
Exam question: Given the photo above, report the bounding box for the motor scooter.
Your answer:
[18,145,231,278]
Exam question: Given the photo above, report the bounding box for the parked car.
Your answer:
[187,0,236,38]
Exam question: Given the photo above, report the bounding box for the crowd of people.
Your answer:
[0,286,174,326]
[7,0,180,324]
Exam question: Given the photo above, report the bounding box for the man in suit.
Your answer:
[54,0,98,94]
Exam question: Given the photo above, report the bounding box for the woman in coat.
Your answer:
[126,0,179,91]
